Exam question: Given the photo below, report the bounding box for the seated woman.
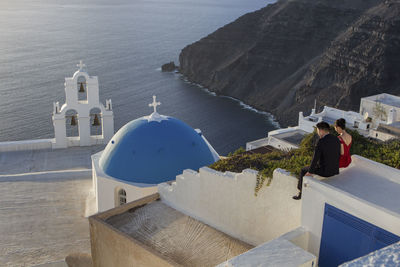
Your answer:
[334,118,352,168]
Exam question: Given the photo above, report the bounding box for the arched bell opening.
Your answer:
[77,76,88,102]
[90,107,102,136]
[65,109,79,137]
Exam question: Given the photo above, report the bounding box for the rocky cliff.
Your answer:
[179,0,400,126]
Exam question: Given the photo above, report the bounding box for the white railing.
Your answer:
[246,137,270,151]
[0,139,53,152]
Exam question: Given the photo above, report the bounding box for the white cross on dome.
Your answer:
[149,95,161,114]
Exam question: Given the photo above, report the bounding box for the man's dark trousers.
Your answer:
[297,166,324,191]
[297,166,310,191]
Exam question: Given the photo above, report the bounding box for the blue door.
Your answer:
[318,204,400,267]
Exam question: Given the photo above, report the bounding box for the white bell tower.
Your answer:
[52,61,114,148]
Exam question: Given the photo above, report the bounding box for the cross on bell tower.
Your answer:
[149,95,161,114]
[77,60,86,71]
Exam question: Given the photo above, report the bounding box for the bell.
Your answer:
[92,114,100,126]
[79,82,85,93]
[71,115,77,126]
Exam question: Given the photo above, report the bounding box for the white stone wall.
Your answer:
[368,128,397,141]
[0,139,53,152]
[158,167,301,246]
[95,176,157,212]
[301,156,400,257]
[268,127,302,151]
[92,152,158,213]
[246,137,269,151]
[321,107,363,125]
[298,111,321,133]
[217,227,316,267]
[246,127,301,151]
[360,99,386,128]
[268,136,298,151]
[360,95,400,128]
[267,126,300,137]
[299,107,371,132]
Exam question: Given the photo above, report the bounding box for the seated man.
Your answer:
[293,122,341,200]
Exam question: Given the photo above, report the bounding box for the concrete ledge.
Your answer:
[31,261,68,267]
[0,139,53,152]
[0,169,91,182]
[216,227,316,267]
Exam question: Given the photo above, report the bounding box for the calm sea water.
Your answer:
[0,0,277,155]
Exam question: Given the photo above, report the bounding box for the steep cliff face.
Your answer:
[179,0,400,126]
[293,1,400,123]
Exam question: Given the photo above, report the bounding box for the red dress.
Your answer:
[338,136,352,168]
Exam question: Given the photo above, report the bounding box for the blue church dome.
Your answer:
[99,114,217,185]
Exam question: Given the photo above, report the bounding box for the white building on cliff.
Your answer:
[360,93,400,141]
[247,93,400,152]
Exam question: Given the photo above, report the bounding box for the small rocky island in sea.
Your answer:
[161,61,178,72]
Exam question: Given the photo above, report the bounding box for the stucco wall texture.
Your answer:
[159,167,302,246]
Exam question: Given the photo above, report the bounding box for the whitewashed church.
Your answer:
[91,96,220,212]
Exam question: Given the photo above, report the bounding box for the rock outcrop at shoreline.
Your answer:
[179,0,400,126]
[162,61,178,72]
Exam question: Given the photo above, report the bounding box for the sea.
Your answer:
[0,0,277,155]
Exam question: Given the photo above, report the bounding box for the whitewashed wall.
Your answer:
[368,128,397,141]
[268,136,299,151]
[320,107,363,125]
[246,127,301,151]
[92,152,158,213]
[298,111,321,133]
[360,95,400,128]
[267,127,300,137]
[216,227,316,267]
[158,167,301,246]
[299,107,370,131]
[246,137,269,151]
[0,139,53,152]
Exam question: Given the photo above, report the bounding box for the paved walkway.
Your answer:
[0,146,104,175]
[0,146,104,267]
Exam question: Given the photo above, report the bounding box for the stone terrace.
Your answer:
[0,146,104,267]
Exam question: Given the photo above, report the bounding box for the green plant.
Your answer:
[210,130,400,195]
[227,146,246,157]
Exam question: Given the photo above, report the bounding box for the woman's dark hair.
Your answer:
[316,121,330,131]
[335,118,346,130]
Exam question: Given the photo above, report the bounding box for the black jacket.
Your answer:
[309,133,341,177]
